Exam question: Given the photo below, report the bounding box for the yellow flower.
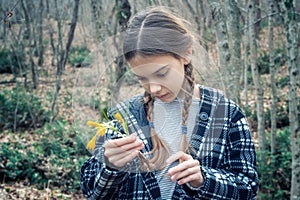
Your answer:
[114,112,129,135]
[87,121,104,128]
[86,113,151,171]
[86,112,129,151]
[86,135,97,151]
[114,112,124,123]
[86,121,107,151]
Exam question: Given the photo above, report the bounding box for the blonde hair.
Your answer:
[123,7,195,170]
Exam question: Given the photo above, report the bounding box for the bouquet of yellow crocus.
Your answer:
[86,112,151,171]
[86,112,128,151]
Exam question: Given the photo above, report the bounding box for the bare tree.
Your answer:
[243,11,250,107]
[90,0,115,41]
[268,1,278,197]
[268,0,277,156]
[224,0,242,104]
[21,0,38,89]
[45,0,56,67]
[196,0,208,41]
[209,1,231,98]
[183,0,201,35]
[20,0,30,40]
[37,0,44,67]
[0,1,7,44]
[254,0,261,35]
[111,0,131,101]
[248,0,266,151]
[279,1,300,199]
[51,0,80,122]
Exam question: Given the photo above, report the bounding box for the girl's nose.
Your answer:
[149,83,161,94]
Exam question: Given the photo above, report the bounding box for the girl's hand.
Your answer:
[103,133,144,168]
[166,151,203,188]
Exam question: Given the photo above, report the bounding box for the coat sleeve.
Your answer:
[80,154,129,199]
[175,107,259,199]
[80,119,130,199]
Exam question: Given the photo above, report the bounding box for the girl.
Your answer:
[80,7,258,200]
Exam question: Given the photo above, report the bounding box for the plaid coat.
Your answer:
[80,86,259,199]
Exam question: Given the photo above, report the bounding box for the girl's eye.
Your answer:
[137,76,147,82]
[156,70,169,78]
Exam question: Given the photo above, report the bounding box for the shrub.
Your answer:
[0,48,26,74]
[0,86,50,132]
[257,128,292,200]
[67,45,91,67]
[257,48,286,75]
[0,141,47,185]
[278,76,289,88]
[0,120,89,191]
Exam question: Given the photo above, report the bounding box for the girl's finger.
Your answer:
[177,172,202,186]
[167,157,197,176]
[169,164,199,181]
[105,133,138,148]
[108,150,140,168]
[166,151,192,164]
[104,138,144,157]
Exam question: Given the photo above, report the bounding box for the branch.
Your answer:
[0,78,16,84]
[241,11,281,30]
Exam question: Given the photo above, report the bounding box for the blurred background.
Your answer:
[0,0,299,199]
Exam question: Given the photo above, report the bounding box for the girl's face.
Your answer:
[128,54,189,103]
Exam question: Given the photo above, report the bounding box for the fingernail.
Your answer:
[171,175,175,181]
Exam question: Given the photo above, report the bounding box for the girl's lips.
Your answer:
[157,93,169,99]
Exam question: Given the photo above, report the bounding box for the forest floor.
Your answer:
[0,182,84,200]
[0,69,87,199]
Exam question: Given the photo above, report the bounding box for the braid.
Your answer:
[144,91,170,170]
[144,91,154,122]
[180,63,195,155]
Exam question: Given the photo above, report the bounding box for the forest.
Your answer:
[0,0,299,199]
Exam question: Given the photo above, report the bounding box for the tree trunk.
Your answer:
[279,1,300,199]
[46,0,56,67]
[38,0,44,66]
[112,0,131,102]
[183,0,201,35]
[224,0,242,104]
[51,0,80,122]
[248,0,266,151]
[60,0,80,70]
[0,1,6,43]
[268,0,277,156]
[89,0,115,107]
[20,0,31,40]
[268,1,278,198]
[243,13,250,107]
[55,0,63,72]
[29,42,38,89]
[254,0,261,35]
[196,0,207,41]
[209,1,231,98]
[21,0,38,89]
[90,0,105,41]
